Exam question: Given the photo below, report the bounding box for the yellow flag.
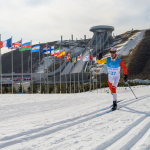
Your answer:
[57,50,65,58]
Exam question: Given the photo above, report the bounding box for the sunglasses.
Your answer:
[110,51,116,54]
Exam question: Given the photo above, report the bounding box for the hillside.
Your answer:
[121,29,150,80]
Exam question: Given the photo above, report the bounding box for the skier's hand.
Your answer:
[97,53,102,60]
[124,75,128,82]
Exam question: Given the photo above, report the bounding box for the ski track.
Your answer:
[0,95,149,148]
[0,86,150,149]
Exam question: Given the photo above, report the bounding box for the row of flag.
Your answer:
[1,38,97,63]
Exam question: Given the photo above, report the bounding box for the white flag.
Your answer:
[93,57,97,63]
[83,55,90,61]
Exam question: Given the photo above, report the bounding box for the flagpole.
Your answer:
[43,53,45,85]
[0,34,2,94]
[21,39,23,93]
[69,40,71,93]
[60,36,62,94]
[39,42,41,94]
[96,34,98,93]
[101,33,105,90]
[65,50,67,94]
[78,54,79,93]
[47,43,48,93]
[54,50,55,94]
[82,53,84,92]
[31,40,33,94]
[74,50,75,93]
[91,53,94,92]
[11,36,13,94]
[90,52,91,93]
[100,36,101,93]
[72,35,75,93]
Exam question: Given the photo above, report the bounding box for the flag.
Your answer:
[67,52,70,61]
[30,45,40,53]
[40,45,47,56]
[1,38,11,48]
[83,55,90,61]
[49,46,54,55]
[57,50,65,58]
[75,54,78,63]
[93,57,97,63]
[9,40,21,49]
[70,54,73,63]
[19,42,31,51]
[90,56,93,61]
[77,54,81,61]
[54,48,60,55]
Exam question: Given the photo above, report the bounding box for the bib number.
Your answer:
[109,71,116,75]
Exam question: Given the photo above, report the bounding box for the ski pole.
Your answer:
[125,82,138,99]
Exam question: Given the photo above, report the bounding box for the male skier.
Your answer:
[97,47,128,110]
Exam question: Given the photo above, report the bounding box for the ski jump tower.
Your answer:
[89,25,114,54]
[72,25,114,73]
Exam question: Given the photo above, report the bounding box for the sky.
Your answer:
[0,0,150,54]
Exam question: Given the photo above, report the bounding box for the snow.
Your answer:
[37,56,54,73]
[1,86,150,150]
[130,79,150,84]
[118,30,145,56]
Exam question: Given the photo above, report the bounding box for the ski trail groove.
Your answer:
[0,95,149,149]
[105,117,150,150]
[94,115,148,150]
[130,128,150,150]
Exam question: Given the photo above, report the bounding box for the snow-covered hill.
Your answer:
[0,86,150,149]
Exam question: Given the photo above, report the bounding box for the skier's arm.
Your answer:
[120,60,128,75]
[97,57,107,64]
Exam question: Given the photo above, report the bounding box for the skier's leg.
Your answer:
[112,82,118,101]
[108,80,113,93]
[111,82,118,110]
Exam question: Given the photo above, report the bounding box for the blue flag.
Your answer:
[40,45,47,56]
[30,45,40,53]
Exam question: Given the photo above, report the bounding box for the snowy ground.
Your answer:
[0,86,150,150]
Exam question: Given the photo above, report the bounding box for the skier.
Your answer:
[97,47,128,110]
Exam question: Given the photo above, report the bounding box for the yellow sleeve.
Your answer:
[97,57,107,64]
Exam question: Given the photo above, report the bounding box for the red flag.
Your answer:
[78,54,81,60]
[57,50,65,58]
[90,56,93,61]
[0,41,2,48]
[67,52,70,61]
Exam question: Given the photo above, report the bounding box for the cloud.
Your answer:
[0,0,150,50]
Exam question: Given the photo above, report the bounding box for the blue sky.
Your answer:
[0,0,150,53]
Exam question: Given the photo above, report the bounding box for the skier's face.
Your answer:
[110,52,117,59]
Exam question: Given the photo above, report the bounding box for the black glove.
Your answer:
[124,75,128,82]
[97,53,102,60]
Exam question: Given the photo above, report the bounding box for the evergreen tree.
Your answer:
[56,84,60,93]
[2,85,9,93]
[61,83,66,93]
[27,86,31,93]
[33,84,38,93]
[49,84,54,93]
[10,87,17,94]
[41,84,46,93]
[18,82,26,93]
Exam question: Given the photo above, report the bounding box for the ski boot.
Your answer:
[112,101,117,110]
